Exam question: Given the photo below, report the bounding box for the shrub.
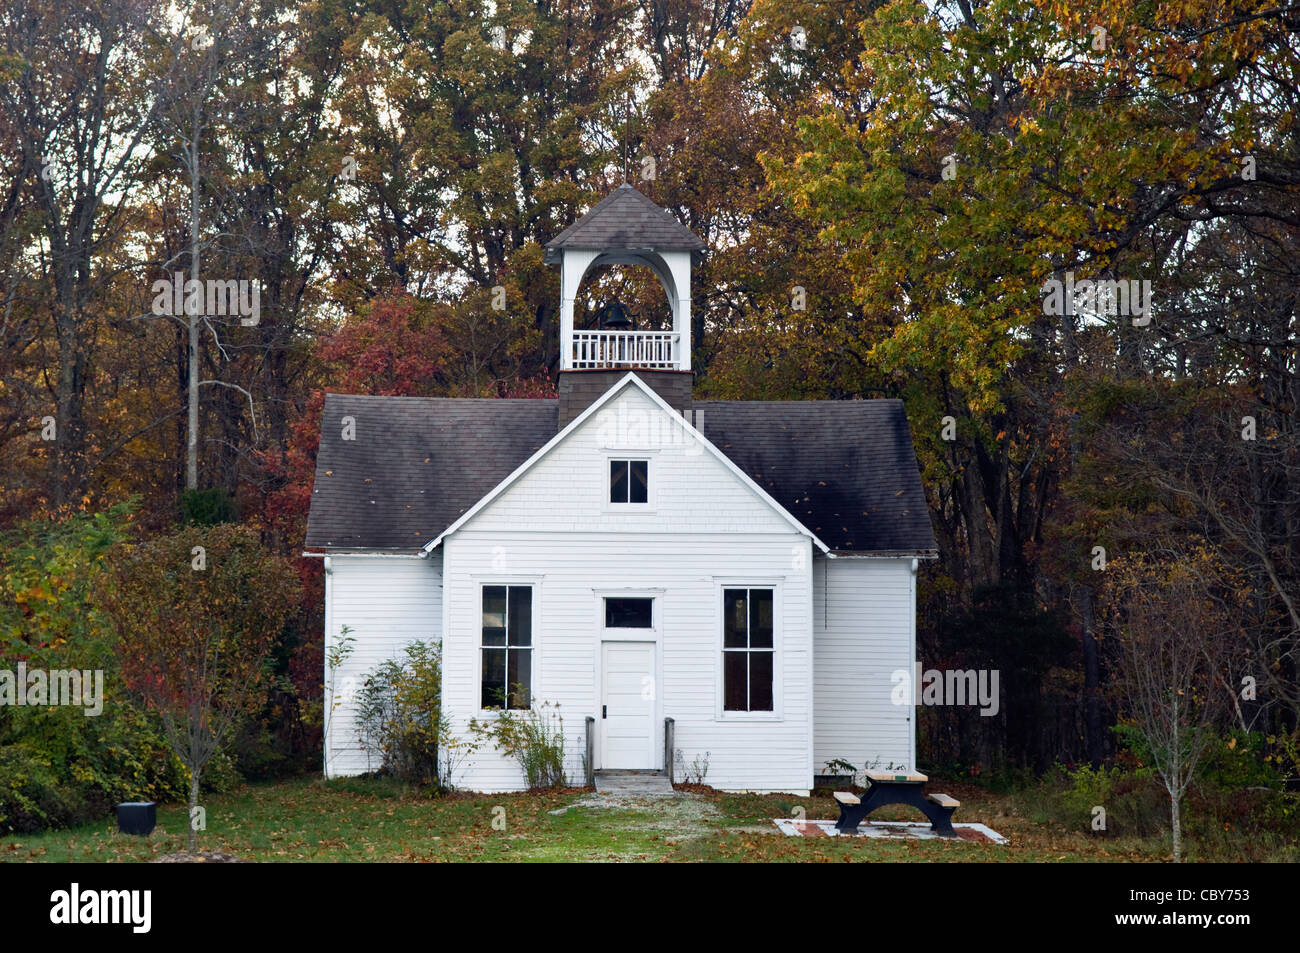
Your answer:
[180,488,239,525]
[0,746,68,832]
[0,505,191,833]
[355,641,459,787]
[472,702,566,790]
[1032,762,1168,837]
[1262,729,1300,791]
[1198,729,1275,791]
[1189,730,1300,845]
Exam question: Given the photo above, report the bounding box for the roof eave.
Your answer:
[543,244,707,265]
[302,547,429,557]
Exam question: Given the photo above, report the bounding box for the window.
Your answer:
[605,597,653,628]
[610,459,648,504]
[722,588,774,712]
[481,585,532,709]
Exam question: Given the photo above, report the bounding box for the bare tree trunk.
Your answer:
[54,301,87,505]
[187,127,201,491]
[1079,584,1103,767]
[1170,680,1183,863]
[1170,791,1182,863]
[960,457,998,590]
[187,771,200,854]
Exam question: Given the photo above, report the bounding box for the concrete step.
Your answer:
[593,770,675,795]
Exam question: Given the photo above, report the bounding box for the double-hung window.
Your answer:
[481,585,532,709]
[722,588,774,712]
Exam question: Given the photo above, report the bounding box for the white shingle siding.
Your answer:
[466,388,794,537]
[323,552,442,778]
[813,557,916,777]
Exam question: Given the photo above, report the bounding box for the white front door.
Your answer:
[600,641,656,769]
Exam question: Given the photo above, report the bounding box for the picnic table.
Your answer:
[833,770,959,837]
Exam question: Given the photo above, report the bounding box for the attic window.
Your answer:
[610,460,648,504]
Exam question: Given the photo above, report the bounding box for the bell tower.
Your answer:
[544,185,706,427]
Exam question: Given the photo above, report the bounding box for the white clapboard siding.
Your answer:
[323,552,442,778]
[439,386,814,794]
[322,383,921,795]
[812,557,915,776]
[442,532,812,793]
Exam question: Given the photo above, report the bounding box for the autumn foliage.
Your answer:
[0,0,1297,854]
[97,524,300,850]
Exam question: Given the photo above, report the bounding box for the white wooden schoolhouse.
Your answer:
[305,185,937,794]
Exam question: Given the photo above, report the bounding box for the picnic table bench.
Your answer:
[833,770,959,837]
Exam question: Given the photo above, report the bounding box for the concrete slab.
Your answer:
[773,818,1008,844]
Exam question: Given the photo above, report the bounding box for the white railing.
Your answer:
[570,330,680,369]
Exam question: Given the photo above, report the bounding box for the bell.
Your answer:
[597,301,633,330]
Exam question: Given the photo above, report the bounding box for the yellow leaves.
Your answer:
[15,583,55,606]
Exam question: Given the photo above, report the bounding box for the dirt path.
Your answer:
[549,790,776,845]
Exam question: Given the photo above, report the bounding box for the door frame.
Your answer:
[593,589,663,771]
[599,640,660,770]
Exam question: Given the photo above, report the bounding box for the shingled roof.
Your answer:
[305,395,557,552]
[693,400,937,554]
[305,391,937,556]
[543,184,707,262]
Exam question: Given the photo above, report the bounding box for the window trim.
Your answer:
[714,580,783,721]
[477,580,540,714]
[603,595,655,630]
[602,452,657,512]
[593,588,663,642]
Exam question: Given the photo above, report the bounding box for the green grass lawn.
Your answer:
[2,775,1182,862]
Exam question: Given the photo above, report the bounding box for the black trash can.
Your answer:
[116,801,156,835]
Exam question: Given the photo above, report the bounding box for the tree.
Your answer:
[150,0,264,492]
[1107,547,1239,861]
[98,523,299,852]
[754,0,1298,773]
[0,0,184,506]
